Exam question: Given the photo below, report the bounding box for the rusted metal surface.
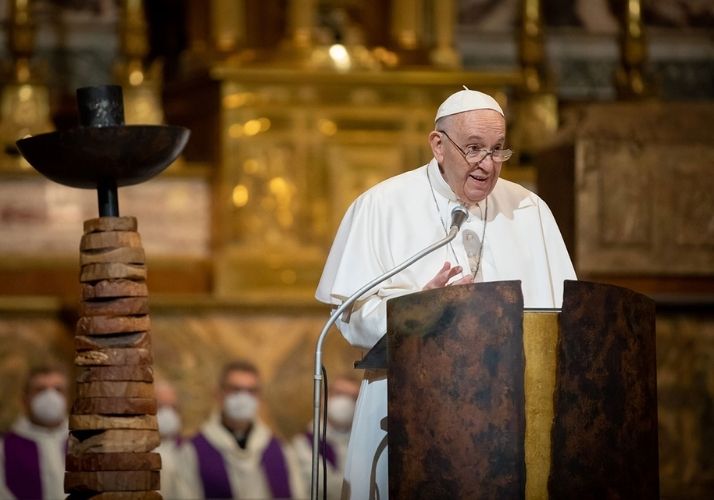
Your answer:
[387,281,525,500]
[550,280,659,499]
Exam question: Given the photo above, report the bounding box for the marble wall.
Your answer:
[0,302,361,440]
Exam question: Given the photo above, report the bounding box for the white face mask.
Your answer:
[223,391,258,422]
[157,406,182,438]
[327,395,356,428]
[30,389,66,427]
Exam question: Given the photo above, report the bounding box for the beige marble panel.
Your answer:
[576,139,714,275]
[149,308,362,438]
[0,175,210,258]
[656,311,714,498]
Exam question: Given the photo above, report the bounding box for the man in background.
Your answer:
[293,374,360,499]
[0,363,69,499]
[179,359,306,499]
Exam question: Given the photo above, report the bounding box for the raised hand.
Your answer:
[422,262,473,290]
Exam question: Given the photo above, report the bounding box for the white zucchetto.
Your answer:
[435,86,504,122]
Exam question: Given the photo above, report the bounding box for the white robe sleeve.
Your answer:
[281,439,309,500]
[533,194,577,306]
[316,191,418,350]
[172,443,204,500]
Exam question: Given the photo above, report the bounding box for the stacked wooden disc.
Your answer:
[66,216,161,499]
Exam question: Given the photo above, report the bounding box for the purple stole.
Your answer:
[192,432,292,499]
[305,432,337,468]
[3,432,43,499]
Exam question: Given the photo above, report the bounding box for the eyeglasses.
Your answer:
[438,130,513,163]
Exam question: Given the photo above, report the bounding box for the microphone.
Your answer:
[310,210,468,500]
[450,205,468,232]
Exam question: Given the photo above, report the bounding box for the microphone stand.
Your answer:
[311,208,467,500]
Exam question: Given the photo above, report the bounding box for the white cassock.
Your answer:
[316,158,577,499]
[176,412,307,499]
[157,437,184,500]
[0,416,67,500]
[292,423,350,500]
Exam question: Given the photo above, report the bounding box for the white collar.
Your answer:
[427,158,488,217]
[12,415,68,440]
[427,158,458,203]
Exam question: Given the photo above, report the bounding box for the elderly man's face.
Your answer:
[430,109,506,205]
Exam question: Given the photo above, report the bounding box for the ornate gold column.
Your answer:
[615,0,651,99]
[7,0,33,83]
[116,0,163,124]
[211,0,246,55]
[430,0,460,68]
[0,0,52,167]
[391,0,420,51]
[511,0,558,164]
[271,0,317,67]
[287,0,315,49]
[519,0,546,93]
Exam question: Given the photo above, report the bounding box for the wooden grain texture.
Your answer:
[64,470,160,492]
[69,414,158,431]
[79,298,150,318]
[76,366,154,383]
[76,316,150,336]
[80,263,147,282]
[66,452,161,471]
[80,232,142,251]
[76,381,155,399]
[75,348,152,366]
[387,281,525,500]
[549,280,659,500]
[75,332,150,352]
[68,429,161,454]
[80,247,145,266]
[71,397,157,415]
[83,217,138,233]
[81,280,148,300]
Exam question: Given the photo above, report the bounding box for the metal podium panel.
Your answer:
[387,280,525,499]
[550,280,659,499]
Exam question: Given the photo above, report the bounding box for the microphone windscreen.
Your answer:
[450,205,468,230]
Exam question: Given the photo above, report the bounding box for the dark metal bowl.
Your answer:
[16,125,191,189]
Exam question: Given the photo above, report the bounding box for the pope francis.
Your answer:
[316,88,577,499]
